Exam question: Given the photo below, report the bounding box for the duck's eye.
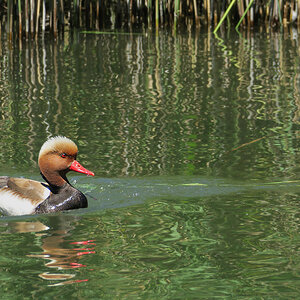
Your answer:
[60,153,67,158]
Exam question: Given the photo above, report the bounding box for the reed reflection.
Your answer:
[0,30,299,180]
[9,217,95,286]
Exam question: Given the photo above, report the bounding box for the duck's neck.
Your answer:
[40,169,70,189]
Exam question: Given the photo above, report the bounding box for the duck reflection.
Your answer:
[9,216,95,286]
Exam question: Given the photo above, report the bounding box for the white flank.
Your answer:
[0,187,50,216]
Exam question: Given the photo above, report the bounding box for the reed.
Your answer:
[53,0,57,38]
[237,0,245,26]
[59,0,65,31]
[155,0,159,29]
[36,0,41,37]
[7,0,13,40]
[214,0,237,34]
[1,0,300,39]
[298,0,300,26]
[207,0,211,25]
[148,0,152,27]
[18,0,22,39]
[30,0,34,36]
[42,0,46,31]
[235,0,254,31]
[25,0,29,38]
[174,0,180,27]
[193,0,199,26]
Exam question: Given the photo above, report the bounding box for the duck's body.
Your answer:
[0,136,94,216]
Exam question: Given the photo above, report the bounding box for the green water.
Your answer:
[0,29,300,298]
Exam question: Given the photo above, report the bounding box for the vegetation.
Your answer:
[1,0,300,39]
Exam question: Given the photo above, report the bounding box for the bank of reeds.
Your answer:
[1,0,300,39]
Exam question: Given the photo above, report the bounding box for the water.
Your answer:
[0,28,300,298]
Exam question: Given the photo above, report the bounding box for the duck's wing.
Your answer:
[6,177,51,204]
[0,176,51,216]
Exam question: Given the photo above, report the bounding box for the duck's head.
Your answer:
[38,136,94,186]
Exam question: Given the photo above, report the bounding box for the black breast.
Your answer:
[35,183,88,214]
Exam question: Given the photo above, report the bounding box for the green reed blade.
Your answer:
[213,0,237,34]
[235,0,254,30]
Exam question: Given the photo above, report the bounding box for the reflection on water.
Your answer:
[0,179,300,298]
[0,29,299,181]
[7,217,95,287]
[0,28,300,298]
[9,221,49,233]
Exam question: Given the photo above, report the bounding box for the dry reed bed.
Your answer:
[1,0,300,39]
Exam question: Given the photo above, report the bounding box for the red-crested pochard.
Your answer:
[0,136,94,216]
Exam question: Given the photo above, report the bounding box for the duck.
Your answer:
[0,136,94,216]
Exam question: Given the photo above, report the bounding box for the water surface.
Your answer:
[0,28,300,298]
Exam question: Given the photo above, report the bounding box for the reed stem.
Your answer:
[155,0,159,29]
[277,0,283,26]
[42,0,46,32]
[174,0,180,27]
[25,0,29,38]
[236,0,254,30]
[148,0,152,27]
[298,0,300,26]
[8,0,13,40]
[30,0,35,36]
[18,0,22,39]
[214,0,237,33]
[36,0,41,37]
[53,0,57,38]
[60,0,65,31]
[193,0,199,25]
